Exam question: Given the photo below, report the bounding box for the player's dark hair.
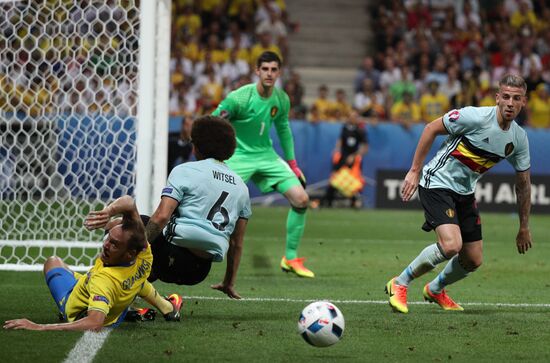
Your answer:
[121,218,146,253]
[191,115,236,161]
[499,74,527,92]
[256,51,282,68]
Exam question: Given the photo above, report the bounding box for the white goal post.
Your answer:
[0,0,171,271]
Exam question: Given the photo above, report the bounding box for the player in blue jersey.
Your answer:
[385,74,533,313]
[145,115,251,299]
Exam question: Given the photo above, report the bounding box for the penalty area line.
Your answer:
[182,295,550,308]
[63,329,111,363]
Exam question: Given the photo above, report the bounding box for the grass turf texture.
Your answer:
[1,207,549,362]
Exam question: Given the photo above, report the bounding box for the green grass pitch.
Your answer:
[1,207,549,362]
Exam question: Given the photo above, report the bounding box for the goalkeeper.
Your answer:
[212,51,314,278]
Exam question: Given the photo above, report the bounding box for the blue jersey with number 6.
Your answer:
[161,158,251,262]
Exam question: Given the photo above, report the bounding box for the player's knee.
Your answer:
[463,256,482,271]
[292,193,309,209]
[43,256,65,274]
[439,239,462,258]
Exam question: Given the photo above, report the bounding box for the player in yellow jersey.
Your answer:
[4,196,181,330]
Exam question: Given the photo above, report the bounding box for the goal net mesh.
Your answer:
[0,0,141,271]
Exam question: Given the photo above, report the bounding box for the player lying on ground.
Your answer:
[3,196,181,331]
[144,115,251,300]
[386,74,533,313]
[213,51,314,278]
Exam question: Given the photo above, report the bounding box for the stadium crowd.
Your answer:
[170,0,550,128]
[353,0,550,128]
[1,0,548,129]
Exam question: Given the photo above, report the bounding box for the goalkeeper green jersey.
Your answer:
[213,83,295,160]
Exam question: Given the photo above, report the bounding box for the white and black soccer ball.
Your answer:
[297,301,345,347]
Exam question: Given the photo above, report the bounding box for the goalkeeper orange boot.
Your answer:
[423,284,464,311]
[385,277,409,313]
[280,257,315,278]
[163,293,183,321]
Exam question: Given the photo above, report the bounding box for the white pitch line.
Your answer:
[63,329,111,363]
[182,295,550,308]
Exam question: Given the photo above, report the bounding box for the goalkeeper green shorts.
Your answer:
[226,154,301,194]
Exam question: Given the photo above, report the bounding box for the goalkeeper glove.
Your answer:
[287,159,306,188]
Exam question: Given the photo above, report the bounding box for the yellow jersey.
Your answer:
[65,244,153,326]
[420,93,449,122]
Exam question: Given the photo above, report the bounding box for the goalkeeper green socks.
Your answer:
[285,207,307,260]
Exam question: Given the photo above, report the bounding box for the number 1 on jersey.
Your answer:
[259,122,265,136]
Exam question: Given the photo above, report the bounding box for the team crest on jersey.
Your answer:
[504,142,514,156]
[270,106,278,117]
[445,208,455,218]
[448,109,460,122]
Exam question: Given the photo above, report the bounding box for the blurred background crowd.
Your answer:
[170,0,550,128]
[1,0,549,128]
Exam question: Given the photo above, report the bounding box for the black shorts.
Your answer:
[140,215,212,286]
[418,186,482,243]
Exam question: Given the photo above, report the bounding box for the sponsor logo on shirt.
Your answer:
[270,106,278,117]
[448,109,460,122]
[93,295,110,304]
[162,187,173,194]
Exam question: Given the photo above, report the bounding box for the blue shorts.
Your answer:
[45,267,79,319]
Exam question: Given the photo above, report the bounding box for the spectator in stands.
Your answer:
[221,48,250,89]
[284,71,307,119]
[440,65,462,101]
[174,4,202,37]
[455,0,481,30]
[249,31,283,67]
[169,80,196,117]
[256,4,288,60]
[510,0,538,31]
[322,110,368,209]
[354,56,381,93]
[389,64,416,103]
[202,34,229,64]
[525,66,545,93]
[512,40,542,78]
[426,55,449,86]
[420,80,449,122]
[168,117,194,172]
[527,83,550,128]
[309,84,333,123]
[225,21,252,51]
[379,57,402,92]
[390,91,421,127]
[354,78,385,119]
[170,47,193,78]
[332,88,353,121]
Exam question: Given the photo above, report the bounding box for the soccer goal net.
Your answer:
[0,0,171,271]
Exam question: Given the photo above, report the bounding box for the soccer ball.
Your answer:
[297,301,345,347]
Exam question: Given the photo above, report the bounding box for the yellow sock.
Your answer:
[140,282,173,315]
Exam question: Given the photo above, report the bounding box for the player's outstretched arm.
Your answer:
[515,170,532,254]
[84,195,141,231]
[211,218,248,299]
[4,310,106,331]
[146,196,178,242]
[401,117,447,202]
